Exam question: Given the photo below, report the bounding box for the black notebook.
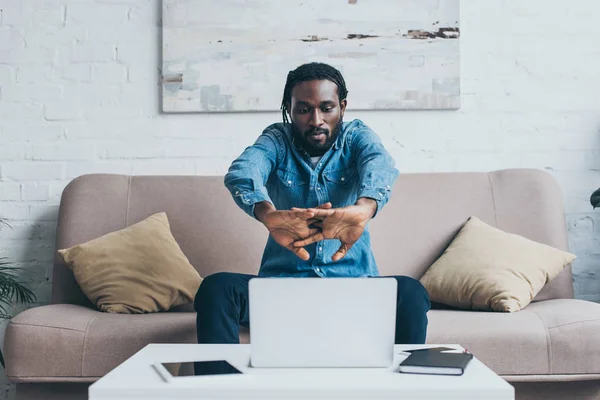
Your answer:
[398,350,473,376]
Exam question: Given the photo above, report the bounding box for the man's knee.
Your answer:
[393,276,431,312]
[194,272,239,312]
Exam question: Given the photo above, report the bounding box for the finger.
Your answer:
[293,233,324,247]
[332,243,352,262]
[306,209,335,218]
[289,245,310,261]
[291,210,315,220]
[332,250,346,262]
[299,203,331,210]
[292,205,331,218]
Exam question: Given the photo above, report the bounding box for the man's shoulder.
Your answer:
[262,122,287,136]
[344,118,366,129]
[344,118,375,133]
[342,119,377,144]
[259,122,290,145]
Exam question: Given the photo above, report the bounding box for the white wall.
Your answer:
[0,0,599,396]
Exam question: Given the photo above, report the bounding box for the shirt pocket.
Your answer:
[323,167,358,207]
[275,168,310,207]
[323,167,357,185]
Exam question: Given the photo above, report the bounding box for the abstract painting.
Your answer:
[162,0,460,113]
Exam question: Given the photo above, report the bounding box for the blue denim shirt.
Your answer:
[224,119,399,278]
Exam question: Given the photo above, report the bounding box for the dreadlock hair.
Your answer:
[280,62,348,124]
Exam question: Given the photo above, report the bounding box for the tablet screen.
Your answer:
[161,360,243,377]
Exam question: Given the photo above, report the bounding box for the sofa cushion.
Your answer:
[5,300,599,381]
[427,299,600,376]
[58,212,202,314]
[420,216,576,312]
[3,304,250,382]
[3,305,195,381]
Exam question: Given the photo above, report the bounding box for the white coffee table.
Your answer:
[89,344,514,400]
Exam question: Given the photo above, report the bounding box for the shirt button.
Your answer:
[235,191,239,195]
[318,247,323,251]
[287,180,292,185]
[315,267,321,272]
[341,177,345,181]
[379,193,383,197]
[386,185,390,189]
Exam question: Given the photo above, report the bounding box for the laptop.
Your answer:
[248,277,397,368]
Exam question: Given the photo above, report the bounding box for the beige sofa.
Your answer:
[3,169,600,400]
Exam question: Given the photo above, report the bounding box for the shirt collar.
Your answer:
[333,121,349,150]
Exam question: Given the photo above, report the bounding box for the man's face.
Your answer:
[289,80,347,157]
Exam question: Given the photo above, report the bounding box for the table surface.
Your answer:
[89,344,515,400]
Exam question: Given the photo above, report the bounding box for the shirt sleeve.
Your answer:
[224,129,281,220]
[350,124,400,218]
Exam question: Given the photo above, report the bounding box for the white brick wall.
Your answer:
[1,0,600,396]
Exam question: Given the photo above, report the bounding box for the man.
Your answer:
[195,62,430,348]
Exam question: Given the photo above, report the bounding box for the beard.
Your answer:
[292,117,343,157]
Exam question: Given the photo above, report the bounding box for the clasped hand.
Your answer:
[260,200,375,262]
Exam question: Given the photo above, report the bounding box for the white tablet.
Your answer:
[152,360,247,383]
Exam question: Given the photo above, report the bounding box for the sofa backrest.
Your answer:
[51,168,574,307]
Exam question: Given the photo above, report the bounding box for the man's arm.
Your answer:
[253,200,276,223]
[224,129,321,260]
[351,124,400,218]
[224,129,280,220]
[354,197,378,220]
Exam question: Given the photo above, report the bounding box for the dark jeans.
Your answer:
[194,272,431,346]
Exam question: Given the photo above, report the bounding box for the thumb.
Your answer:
[332,242,353,262]
[288,244,310,261]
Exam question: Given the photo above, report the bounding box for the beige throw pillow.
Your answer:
[420,216,576,312]
[58,212,202,314]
